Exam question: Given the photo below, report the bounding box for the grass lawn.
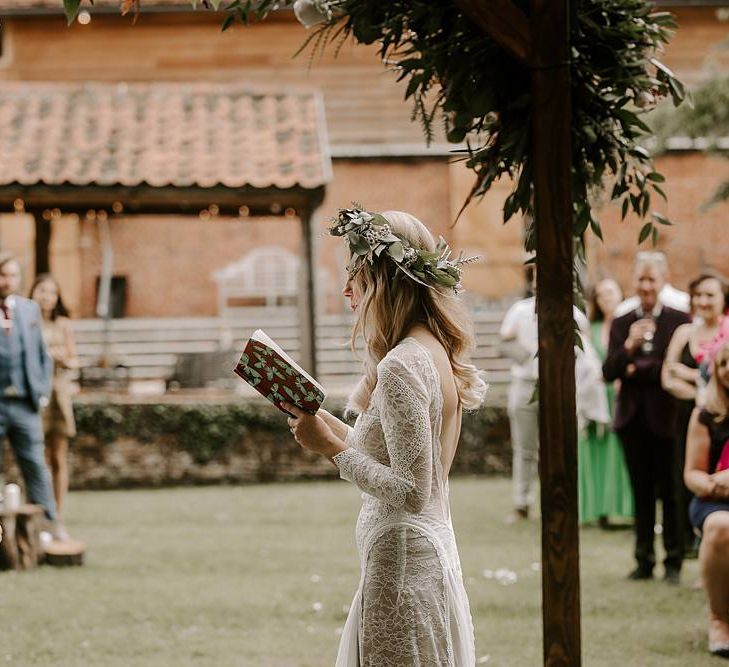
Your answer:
[0,477,715,666]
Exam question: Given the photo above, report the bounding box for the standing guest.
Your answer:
[499,290,539,523]
[0,253,57,529]
[663,272,729,557]
[614,251,690,317]
[604,253,691,583]
[499,270,588,522]
[578,278,634,526]
[30,273,78,540]
[684,340,729,658]
[284,208,487,664]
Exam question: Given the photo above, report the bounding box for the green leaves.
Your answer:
[638,222,653,244]
[229,0,683,258]
[63,0,82,25]
[388,241,404,263]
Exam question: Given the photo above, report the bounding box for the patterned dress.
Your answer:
[332,338,475,666]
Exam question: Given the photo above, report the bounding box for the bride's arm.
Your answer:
[317,408,352,442]
[331,354,433,513]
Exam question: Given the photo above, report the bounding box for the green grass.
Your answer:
[0,478,715,666]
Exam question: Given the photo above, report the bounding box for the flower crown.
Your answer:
[329,205,478,294]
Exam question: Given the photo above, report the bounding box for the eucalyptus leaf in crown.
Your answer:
[329,206,478,294]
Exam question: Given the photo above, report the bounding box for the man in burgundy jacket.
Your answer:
[603,252,691,583]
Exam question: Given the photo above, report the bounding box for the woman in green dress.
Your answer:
[579,278,634,525]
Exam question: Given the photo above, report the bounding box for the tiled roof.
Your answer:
[0,0,192,12]
[0,82,331,190]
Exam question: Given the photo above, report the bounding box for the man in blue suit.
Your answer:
[0,252,57,526]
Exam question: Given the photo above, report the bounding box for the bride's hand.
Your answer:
[283,403,347,460]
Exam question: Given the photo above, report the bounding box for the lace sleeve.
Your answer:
[332,352,433,513]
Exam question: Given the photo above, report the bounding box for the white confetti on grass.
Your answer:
[482,567,518,585]
[310,574,321,583]
[494,568,518,585]
[312,602,323,612]
[477,656,491,664]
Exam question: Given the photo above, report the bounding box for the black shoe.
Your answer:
[709,640,729,658]
[627,566,653,581]
[664,567,681,585]
[505,507,529,525]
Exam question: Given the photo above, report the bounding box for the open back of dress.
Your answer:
[332,338,476,666]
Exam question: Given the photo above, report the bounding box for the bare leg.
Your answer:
[47,433,69,519]
[699,513,729,649]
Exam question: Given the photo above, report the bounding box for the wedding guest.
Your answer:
[663,272,729,557]
[30,273,78,540]
[498,269,589,522]
[684,340,729,658]
[499,288,539,523]
[0,253,57,529]
[614,251,690,316]
[604,252,690,583]
[283,207,487,664]
[578,278,634,526]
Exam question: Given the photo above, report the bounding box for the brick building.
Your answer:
[0,1,726,318]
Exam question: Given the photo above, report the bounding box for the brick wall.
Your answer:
[588,152,729,295]
[0,7,725,312]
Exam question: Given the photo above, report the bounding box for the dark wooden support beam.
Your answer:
[531,0,581,665]
[32,211,51,277]
[0,184,325,219]
[454,0,531,65]
[298,208,317,378]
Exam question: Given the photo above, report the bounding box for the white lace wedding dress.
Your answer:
[332,338,476,666]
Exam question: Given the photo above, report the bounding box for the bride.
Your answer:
[283,207,488,666]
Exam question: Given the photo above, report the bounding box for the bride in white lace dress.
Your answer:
[283,208,488,666]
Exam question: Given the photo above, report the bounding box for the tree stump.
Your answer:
[0,509,20,570]
[0,504,45,570]
[15,504,44,569]
[44,539,86,567]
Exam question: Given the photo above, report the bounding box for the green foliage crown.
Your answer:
[330,206,478,293]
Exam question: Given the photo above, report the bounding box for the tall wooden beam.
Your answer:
[454,0,531,65]
[531,0,581,665]
[460,2,581,662]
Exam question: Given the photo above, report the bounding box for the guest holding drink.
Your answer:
[663,272,729,557]
[30,273,78,541]
[604,252,690,582]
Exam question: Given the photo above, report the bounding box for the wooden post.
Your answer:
[33,211,51,276]
[455,2,581,663]
[531,1,581,665]
[298,208,317,377]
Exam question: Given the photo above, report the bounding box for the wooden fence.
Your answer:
[71,305,512,401]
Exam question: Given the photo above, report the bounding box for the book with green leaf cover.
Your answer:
[233,329,325,416]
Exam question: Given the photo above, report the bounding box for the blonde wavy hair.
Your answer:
[346,210,487,413]
[705,340,729,423]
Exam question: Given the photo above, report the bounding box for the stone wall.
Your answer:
[1,396,510,490]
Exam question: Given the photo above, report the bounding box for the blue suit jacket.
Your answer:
[13,296,53,410]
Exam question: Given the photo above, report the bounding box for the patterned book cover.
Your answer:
[233,329,325,416]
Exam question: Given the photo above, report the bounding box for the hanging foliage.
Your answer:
[652,74,729,209]
[63,0,686,247]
